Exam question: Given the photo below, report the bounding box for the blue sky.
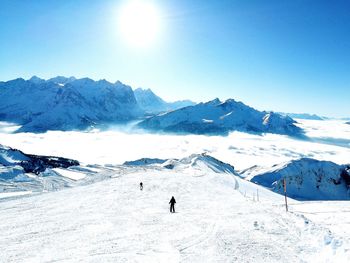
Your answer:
[0,0,349,117]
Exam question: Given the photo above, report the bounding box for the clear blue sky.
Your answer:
[0,0,349,117]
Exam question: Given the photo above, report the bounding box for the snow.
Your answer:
[0,145,82,193]
[0,119,350,261]
[0,121,22,133]
[0,162,349,262]
[202,119,213,123]
[52,168,86,181]
[289,201,350,252]
[0,164,24,180]
[0,190,32,199]
[0,144,29,165]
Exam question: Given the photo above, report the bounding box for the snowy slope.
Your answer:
[0,154,348,262]
[134,88,195,114]
[241,158,350,200]
[0,77,142,132]
[138,98,303,136]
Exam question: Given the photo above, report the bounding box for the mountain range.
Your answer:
[0,76,192,132]
[1,76,303,136]
[138,98,304,136]
[278,112,326,121]
[0,76,142,132]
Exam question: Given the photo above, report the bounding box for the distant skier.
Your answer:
[169,196,176,213]
[140,182,143,191]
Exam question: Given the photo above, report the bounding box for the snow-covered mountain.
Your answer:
[0,144,83,193]
[138,98,303,136]
[0,144,78,172]
[134,88,195,114]
[0,77,142,132]
[123,153,236,175]
[241,158,350,200]
[163,153,237,175]
[279,112,325,120]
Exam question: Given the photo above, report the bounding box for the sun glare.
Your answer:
[118,1,161,48]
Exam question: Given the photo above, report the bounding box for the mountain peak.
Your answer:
[205,98,221,106]
[29,76,45,84]
[48,76,76,85]
[223,98,238,104]
[135,87,155,95]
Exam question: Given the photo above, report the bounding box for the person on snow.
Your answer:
[169,196,176,213]
[140,182,143,191]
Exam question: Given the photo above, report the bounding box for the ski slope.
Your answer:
[0,162,348,262]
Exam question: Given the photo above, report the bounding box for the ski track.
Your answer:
[0,167,348,262]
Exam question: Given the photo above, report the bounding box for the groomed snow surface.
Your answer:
[0,163,349,262]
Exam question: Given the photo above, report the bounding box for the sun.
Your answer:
[118,1,161,48]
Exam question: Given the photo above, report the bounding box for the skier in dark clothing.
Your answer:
[169,196,176,213]
[140,182,143,191]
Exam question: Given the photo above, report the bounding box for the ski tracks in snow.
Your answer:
[0,166,349,262]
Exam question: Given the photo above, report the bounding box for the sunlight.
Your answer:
[118,0,161,48]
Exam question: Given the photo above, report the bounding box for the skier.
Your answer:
[169,196,176,213]
[140,182,143,191]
